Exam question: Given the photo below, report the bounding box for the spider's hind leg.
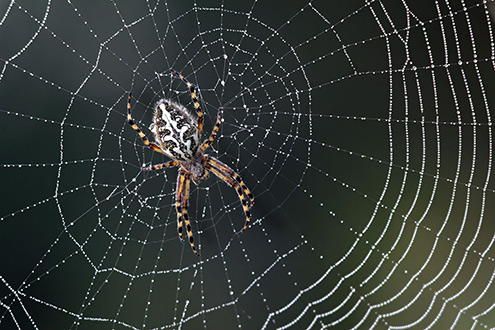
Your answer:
[170,69,204,137]
[127,93,167,155]
[200,107,223,152]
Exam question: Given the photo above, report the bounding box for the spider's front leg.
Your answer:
[208,157,254,206]
[175,168,199,256]
[175,169,186,243]
[182,172,199,256]
[205,156,254,233]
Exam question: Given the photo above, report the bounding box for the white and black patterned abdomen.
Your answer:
[152,99,199,161]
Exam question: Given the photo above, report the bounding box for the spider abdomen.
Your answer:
[152,99,199,161]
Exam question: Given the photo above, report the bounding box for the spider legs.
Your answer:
[208,157,254,205]
[175,170,186,243]
[170,69,204,137]
[182,172,199,255]
[142,160,179,171]
[170,69,224,154]
[176,168,199,255]
[127,91,200,256]
[127,93,167,155]
[206,156,254,232]
[200,107,223,152]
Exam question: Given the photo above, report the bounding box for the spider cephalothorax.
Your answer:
[127,69,254,255]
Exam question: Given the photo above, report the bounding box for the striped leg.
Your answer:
[176,169,186,242]
[200,107,222,152]
[127,93,166,155]
[142,160,179,171]
[182,172,199,256]
[207,157,254,206]
[170,69,204,137]
[206,158,253,232]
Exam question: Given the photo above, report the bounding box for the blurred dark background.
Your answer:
[1,0,495,329]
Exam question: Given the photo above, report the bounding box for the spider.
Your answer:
[127,68,254,256]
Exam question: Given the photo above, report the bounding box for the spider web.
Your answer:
[1,0,495,329]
